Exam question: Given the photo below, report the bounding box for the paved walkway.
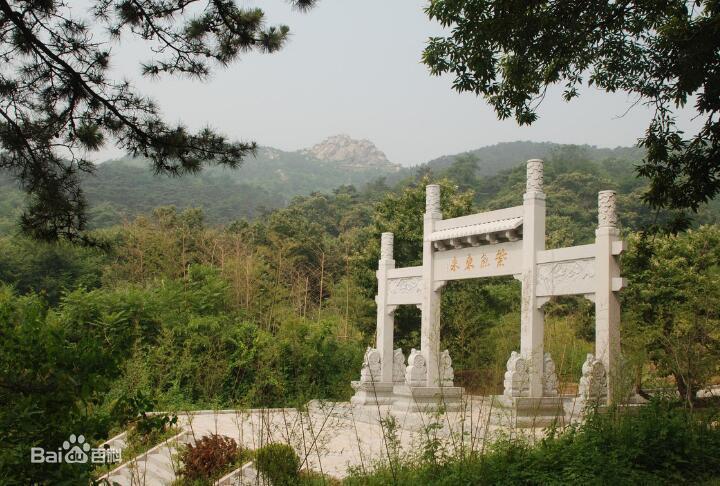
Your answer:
[102,387,719,483]
[174,395,559,480]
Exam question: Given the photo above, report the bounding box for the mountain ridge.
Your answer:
[421,141,645,176]
[0,139,647,233]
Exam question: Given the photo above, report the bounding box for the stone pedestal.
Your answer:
[491,395,565,428]
[503,351,529,397]
[404,348,427,387]
[391,384,463,413]
[578,353,608,407]
[350,381,395,406]
[543,353,559,396]
[499,348,563,427]
[350,347,396,406]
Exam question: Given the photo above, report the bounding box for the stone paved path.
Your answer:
[99,394,591,484]
[173,395,554,480]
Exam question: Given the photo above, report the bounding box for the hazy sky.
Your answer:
[98,0,701,166]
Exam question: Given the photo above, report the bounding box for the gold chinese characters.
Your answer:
[465,255,474,270]
[448,249,508,271]
[450,256,459,272]
[495,248,508,267]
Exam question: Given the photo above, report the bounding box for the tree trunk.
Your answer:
[673,372,697,407]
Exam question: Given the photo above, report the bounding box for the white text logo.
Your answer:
[30,434,121,464]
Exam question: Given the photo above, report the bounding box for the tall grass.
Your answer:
[344,400,720,485]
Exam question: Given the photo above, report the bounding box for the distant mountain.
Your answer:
[0,138,650,233]
[422,141,645,177]
[302,134,391,168]
[78,135,404,227]
[206,135,402,196]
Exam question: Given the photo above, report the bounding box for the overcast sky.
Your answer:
[97,0,701,166]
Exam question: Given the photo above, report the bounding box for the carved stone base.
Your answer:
[491,395,565,428]
[350,381,395,406]
[503,351,529,397]
[391,384,464,413]
[578,353,608,406]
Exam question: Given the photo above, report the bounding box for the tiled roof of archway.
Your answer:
[430,216,523,243]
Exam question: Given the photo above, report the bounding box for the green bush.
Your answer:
[346,400,720,485]
[0,267,364,484]
[254,443,301,486]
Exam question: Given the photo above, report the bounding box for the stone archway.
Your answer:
[351,159,625,421]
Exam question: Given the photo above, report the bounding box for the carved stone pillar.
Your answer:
[520,159,546,397]
[421,185,442,386]
[351,233,398,406]
[377,232,396,383]
[595,190,622,403]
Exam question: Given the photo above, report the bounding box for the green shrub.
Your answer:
[346,400,720,485]
[254,443,300,486]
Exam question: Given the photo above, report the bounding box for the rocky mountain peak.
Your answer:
[303,134,391,168]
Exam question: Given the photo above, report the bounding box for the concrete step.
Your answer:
[143,453,177,484]
[141,466,174,485]
[98,430,191,485]
[215,461,259,486]
[127,444,179,485]
[119,458,173,486]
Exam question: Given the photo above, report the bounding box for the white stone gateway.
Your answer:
[350,159,625,421]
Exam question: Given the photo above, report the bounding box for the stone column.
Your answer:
[520,159,546,397]
[376,232,396,383]
[421,185,442,387]
[595,191,621,403]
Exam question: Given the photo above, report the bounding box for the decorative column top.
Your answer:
[380,232,394,261]
[426,184,441,214]
[526,159,544,193]
[598,190,618,227]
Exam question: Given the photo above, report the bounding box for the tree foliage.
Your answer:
[1,145,720,482]
[623,226,720,403]
[0,0,315,242]
[423,0,720,214]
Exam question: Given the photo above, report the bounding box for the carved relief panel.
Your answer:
[536,258,596,297]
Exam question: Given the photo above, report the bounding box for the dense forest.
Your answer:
[0,141,657,231]
[2,142,720,482]
[0,139,403,231]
